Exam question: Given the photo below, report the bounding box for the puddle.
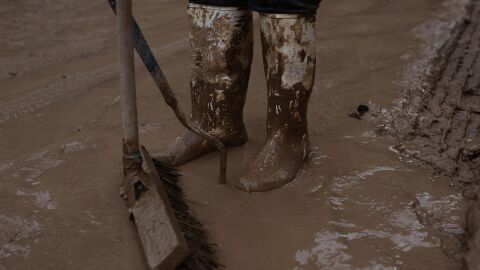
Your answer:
[292,164,465,270]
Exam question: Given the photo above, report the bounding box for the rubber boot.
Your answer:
[236,13,316,192]
[158,4,253,166]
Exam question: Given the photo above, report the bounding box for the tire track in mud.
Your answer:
[375,1,480,268]
[0,38,188,123]
[0,40,106,81]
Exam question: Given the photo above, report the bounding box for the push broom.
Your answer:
[113,0,222,269]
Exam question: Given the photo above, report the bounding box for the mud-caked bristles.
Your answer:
[152,158,220,270]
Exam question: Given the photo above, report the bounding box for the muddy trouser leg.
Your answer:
[189,0,321,13]
[158,3,253,166]
[236,12,317,192]
[248,0,321,13]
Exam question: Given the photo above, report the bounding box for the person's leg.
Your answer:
[190,0,246,7]
[158,1,253,166]
[236,7,318,192]
[248,0,320,14]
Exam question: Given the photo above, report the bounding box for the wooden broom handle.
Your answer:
[116,0,139,157]
[111,0,226,184]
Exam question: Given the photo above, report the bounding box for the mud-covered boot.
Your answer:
[158,4,253,166]
[236,13,316,192]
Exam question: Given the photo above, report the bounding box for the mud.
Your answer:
[0,0,475,269]
[379,0,480,187]
[236,13,316,192]
[371,0,480,268]
[159,4,253,166]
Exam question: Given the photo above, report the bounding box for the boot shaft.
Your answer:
[187,4,253,135]
[260,13,316,137]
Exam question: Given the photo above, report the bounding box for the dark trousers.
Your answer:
[188,0,321,14]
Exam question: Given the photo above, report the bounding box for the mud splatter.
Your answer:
[12,151,63,185]
[16,190,57,210]
[59,141,88,154]
[138,122,163,134]
[159,4,253,166]
[84,211,101,226]
[0,215,41,267]
[0,162,13,173]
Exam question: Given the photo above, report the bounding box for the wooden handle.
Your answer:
[116,0,139,156]
[110,0,227,183]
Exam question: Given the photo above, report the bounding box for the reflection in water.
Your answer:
[328,166,396,211]
[293,166,464,269]
[294,231,352,269]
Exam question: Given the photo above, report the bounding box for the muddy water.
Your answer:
[0,0,471,269]
[372,1,480,268]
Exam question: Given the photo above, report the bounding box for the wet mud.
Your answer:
[372,0,480,268]
[159,4,253,166]
[0,0,475,269]
[236,13,315,192]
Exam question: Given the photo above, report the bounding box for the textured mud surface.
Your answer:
[380,0,480,189]
[0,0,474,269]
[370,0,480,268]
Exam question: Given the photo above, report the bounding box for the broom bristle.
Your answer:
[152,158,220,270]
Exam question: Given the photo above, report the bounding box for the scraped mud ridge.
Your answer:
[373,0,480,268]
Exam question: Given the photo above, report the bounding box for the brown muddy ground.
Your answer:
[373,0,480,268]
[0,0,474,269]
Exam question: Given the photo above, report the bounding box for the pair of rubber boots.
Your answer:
[159,4,316,192]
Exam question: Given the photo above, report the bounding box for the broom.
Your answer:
[113,0,221,269]
[108,0,227,184]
